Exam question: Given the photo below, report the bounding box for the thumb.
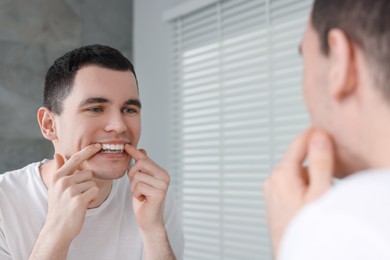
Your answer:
[54,153,65,170]
[307,131,334,199]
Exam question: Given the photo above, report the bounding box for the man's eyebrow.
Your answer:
[79,97,110,107]
[124,99,142,109]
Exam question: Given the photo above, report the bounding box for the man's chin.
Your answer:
[93,170,128,180]
[84,158,130,180]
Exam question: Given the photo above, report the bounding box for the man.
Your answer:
[264,0,390,259]
[0,45,183,259]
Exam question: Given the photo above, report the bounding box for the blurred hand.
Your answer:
[263,129,334,257]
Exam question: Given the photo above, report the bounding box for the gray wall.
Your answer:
[133,0,185,172]
[0,0,133,173]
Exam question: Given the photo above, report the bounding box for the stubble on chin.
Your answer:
[87,161,130,180]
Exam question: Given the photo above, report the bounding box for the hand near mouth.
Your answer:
[30,144,102,260]
[124,144,176,260]
[125,144,169,230]
[263,129,334,257]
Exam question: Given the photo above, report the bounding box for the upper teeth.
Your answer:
[101,144,124,153]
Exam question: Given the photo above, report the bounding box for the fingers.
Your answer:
[75,181,97,194]
[80,185,99,204]
[55,170,95,193]
[125,145,169,181]
[61,179,97,196]
[125,144,147,161]
[307,131,334,196]
[72,170,94,184]
[128,164,170,202]
[132,181,165,203]
[128,161,168,181]
[54,153,65,170]
[131,172,168,194]
[280,128,312,170]
[57,144,101,176]
[124,145,170,204]
[139,148,148,156]
[130,149,148,202]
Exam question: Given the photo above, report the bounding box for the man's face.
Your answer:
[53,65,141,180]
[301,21,330,130]
[301,20,346,174]
[300,20,364,177]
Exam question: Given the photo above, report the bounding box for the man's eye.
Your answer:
[89,107,103,113]
[122,107,137,114]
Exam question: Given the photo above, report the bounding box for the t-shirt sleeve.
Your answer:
[163,187,184,260]
[0,218,11,260]
[279,204,390,260]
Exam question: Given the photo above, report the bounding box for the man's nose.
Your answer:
[104,113,127,134]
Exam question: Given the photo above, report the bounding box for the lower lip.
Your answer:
[95,152,129,159]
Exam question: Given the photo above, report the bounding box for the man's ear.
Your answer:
[327,28,357,100]
[37,107,57,141]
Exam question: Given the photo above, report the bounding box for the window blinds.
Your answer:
[169,0,312,259]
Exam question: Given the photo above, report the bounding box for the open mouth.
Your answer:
[100,144,125,154]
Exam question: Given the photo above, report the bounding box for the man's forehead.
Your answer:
[74,65,137,87]
[63,80,138,108]
[71,67,138,94]
[68,84,139,101]
[72,84,138,96]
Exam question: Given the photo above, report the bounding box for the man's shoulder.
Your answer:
[280,173,390,259]
[0,161,43,195]
[304,169,390,221]
[1,161,41,180]
[323,168,390,205]
[279,168,390,259]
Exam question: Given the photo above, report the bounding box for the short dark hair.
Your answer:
[311,0,390,98]
[44,44,137,114]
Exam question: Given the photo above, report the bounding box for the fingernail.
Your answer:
[94,143,101,148]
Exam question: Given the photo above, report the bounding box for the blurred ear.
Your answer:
[327,29,357,100]
[37,107,57,141]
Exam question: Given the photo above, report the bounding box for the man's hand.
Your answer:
[125,144,170,232]
[45,143,101,240]
[125,144,176,260]
[263,129,334,257]
[29,144,101,260]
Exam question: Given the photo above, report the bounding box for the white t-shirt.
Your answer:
[279,169,390,260]
[0,161,184,260]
